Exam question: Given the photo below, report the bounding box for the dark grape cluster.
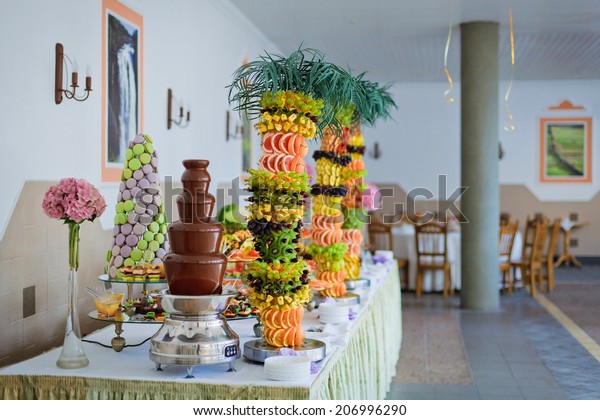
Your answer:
[245,267,311,293]
[247,219,296,237]
[346,145,366,155]
[311,184,348,197]
[312,150,352,166]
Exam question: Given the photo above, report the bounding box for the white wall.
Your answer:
[0,0,276,238]
[362,80,600,202]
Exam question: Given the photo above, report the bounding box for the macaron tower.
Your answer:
[308,127,351,298]
[106,134,169,280]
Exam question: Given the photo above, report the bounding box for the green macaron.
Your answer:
[131,249,143,261]
[149,222,159,233]
[132,144,145,155]
[128,158,141,171]
[123,200,135,212]
[140,153,151,165]
[143,231,154,242]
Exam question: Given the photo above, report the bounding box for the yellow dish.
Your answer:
[94,293,124,317]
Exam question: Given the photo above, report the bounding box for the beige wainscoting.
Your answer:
[374,183,599,257]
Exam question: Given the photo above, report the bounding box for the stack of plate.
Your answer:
[318,302,349,324]
[264,355,311,381]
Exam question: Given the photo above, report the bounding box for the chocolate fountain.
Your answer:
[149,160,240,377]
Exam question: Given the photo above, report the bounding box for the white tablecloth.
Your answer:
[391,224,522,292]
[0,261,400,400]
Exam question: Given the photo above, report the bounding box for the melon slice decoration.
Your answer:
[227,48,375,349]
[308,114,352,298]
[310,85,395,297]
[339,83,395,282]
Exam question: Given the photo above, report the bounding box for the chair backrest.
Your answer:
[529,221,549,264]
[414,222,448,263]
[499,220,519,258]
[522,214,549,258]
[546,218,561,261]
[367,220,394,251]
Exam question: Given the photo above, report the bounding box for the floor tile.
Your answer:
[387,266,600,401]
[519,387,567,400]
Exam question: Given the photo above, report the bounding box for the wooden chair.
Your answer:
[521,215,549,261]
[541,219,561,292]
[499,220,519,293]
[414,221,452,298]
[500,212,511,226]
[510,220,549,297]
[367,219,409,290]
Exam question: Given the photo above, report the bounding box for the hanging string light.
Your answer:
[443,0,455,103]
[503,8,516,131]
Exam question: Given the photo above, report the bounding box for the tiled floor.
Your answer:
[388,264,600,400]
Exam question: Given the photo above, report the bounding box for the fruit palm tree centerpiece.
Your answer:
[228,48,373,349]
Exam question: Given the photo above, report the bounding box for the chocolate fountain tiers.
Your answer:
[150,160,239,376]
[164,160,228,295]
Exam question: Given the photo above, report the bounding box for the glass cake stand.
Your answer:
[90,275,168,352]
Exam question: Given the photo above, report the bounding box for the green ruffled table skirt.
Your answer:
[1,267,402,400]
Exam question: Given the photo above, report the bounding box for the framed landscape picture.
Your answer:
[102,0,143,182]
[539,117,592,183]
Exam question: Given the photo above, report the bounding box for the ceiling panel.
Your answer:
[230,0,600,82]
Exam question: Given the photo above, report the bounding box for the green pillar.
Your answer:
[460,21,500,311]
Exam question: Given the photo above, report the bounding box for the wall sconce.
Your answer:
[55,43,92,104]
[167,88,190,129]
[226,110,244,141]
[369,142,382,159]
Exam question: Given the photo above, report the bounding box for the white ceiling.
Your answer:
[230,0,600,83]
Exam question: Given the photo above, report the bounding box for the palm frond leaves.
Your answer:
[353,75,397,126]
[227,47,378,136]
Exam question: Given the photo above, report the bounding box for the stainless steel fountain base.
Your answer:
[243,338,326,363]
[345,278,371,290]
[149,291,240,377]
[334,292,360,305]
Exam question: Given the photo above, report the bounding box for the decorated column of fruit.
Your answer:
[307,110,353,298]
[227,48,372,349]
[339,81,396,278]
[341,121,367,281]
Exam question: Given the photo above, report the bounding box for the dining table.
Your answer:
[391,223,522,292]
[0,260,401,400]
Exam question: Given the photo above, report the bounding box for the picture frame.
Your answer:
[101,0,143,182]
[539,116,592,183]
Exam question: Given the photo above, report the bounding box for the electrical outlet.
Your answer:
[570,238,578,248]
[23,286,35,318]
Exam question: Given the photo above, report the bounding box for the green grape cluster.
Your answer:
[307,242,348,262]
[246,169,310,193]
[342,207,368,229]
[245,260,311,295]
[260,90,324,117]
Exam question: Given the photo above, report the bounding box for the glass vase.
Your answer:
[56,223,89,369]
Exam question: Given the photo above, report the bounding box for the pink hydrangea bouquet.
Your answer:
[42,178,106,269]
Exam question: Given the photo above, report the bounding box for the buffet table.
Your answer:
[0,260,401,400]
